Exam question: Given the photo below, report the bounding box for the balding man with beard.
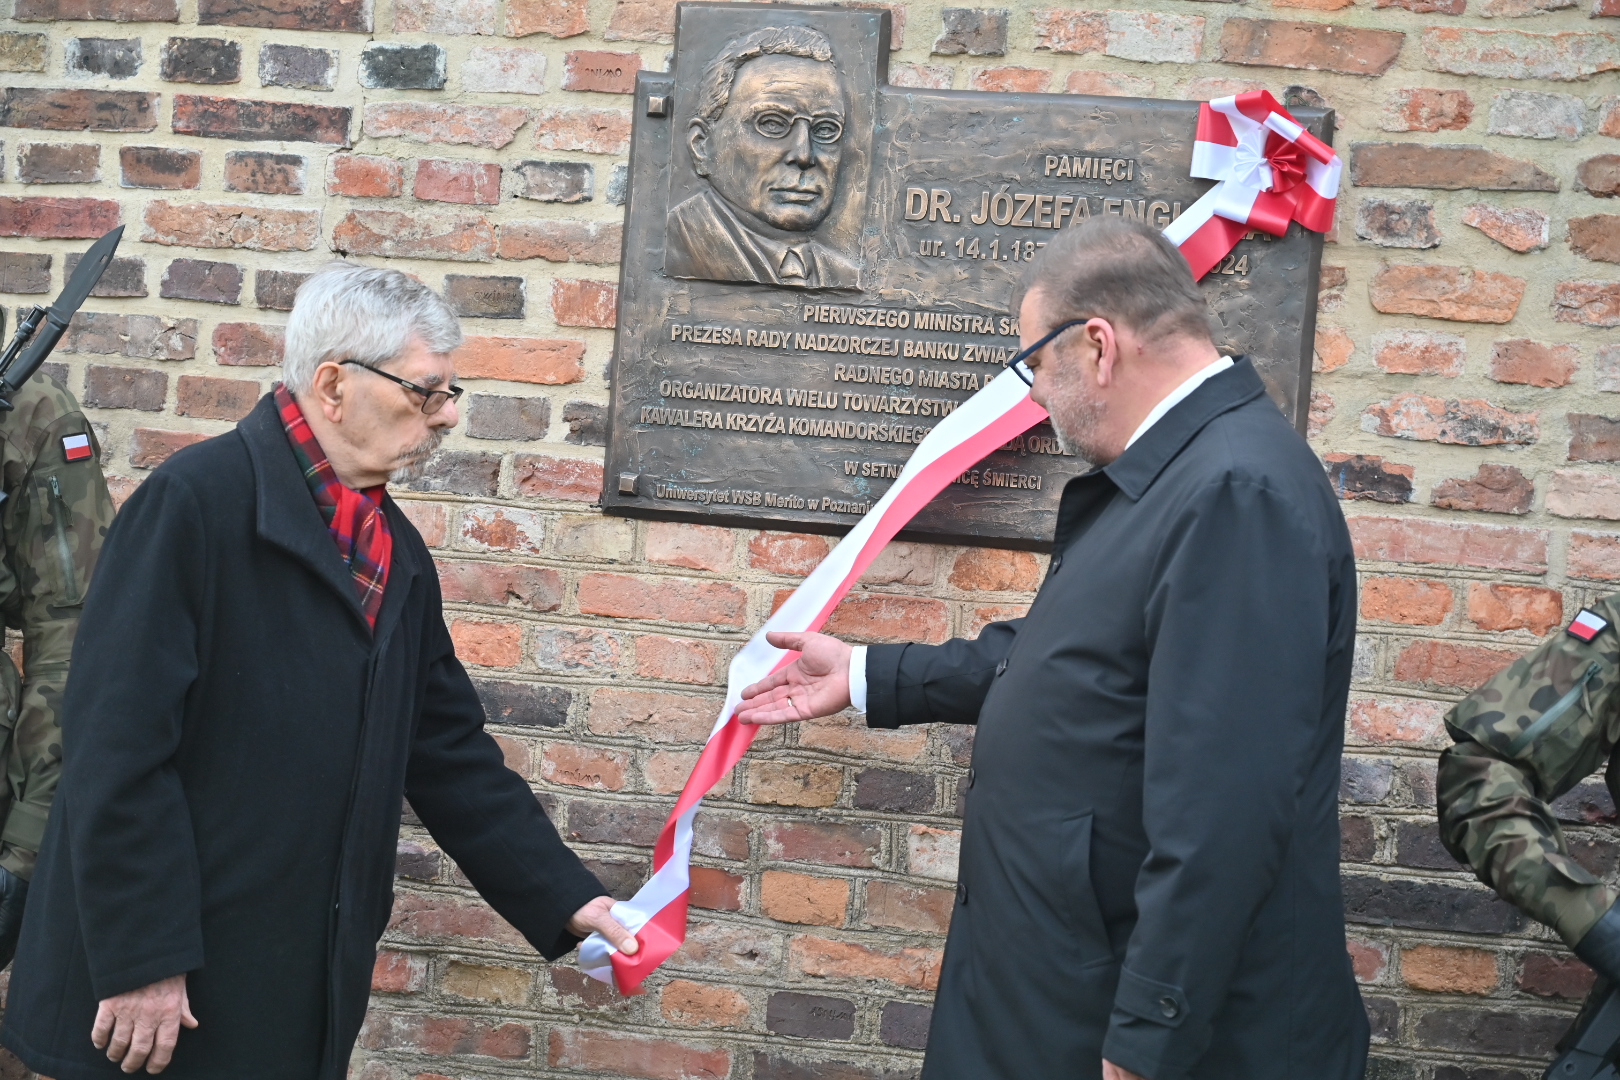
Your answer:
[3,263,637,1080]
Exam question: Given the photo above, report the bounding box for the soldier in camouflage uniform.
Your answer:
[1439,596,1620,981]
[0,370,113,966]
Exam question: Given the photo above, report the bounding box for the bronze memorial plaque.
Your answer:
[601,2,1332,547]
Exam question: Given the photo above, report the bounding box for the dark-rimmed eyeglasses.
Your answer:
[341,360,464,415]
[754,110,844,145]
[1008,318,1094,386]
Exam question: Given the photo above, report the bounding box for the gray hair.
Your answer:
[695,25,835,122]
[281,262,463,395]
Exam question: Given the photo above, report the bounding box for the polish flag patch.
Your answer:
[1569,609,1610,642]
[61,433,92,462]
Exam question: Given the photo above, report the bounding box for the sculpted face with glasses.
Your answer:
[665,25,862,289]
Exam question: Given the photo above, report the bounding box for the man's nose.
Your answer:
[785,118,816,168]
[431,398,459,429]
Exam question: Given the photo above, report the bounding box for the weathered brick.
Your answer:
[212,321,283,366]
[547,1029,730,1080]
[1431,463,1534,514]
[1402,945,1498,995]
[473,678,569,727]
[1323,454,1412,505]
[634,635,719,685]
[1220,18,1403,76]
[67,252,145,297]
[462,46,549,95]
[866,882,953,936]
[0,252,50,294]
[0,88,156,132]
[1555,281,1620,327]
[552,278,617,327]
[1467,583,1562,634]
[854,768,934,813]
[223,151,304,195]
[498,220,622,263]
[563,49,641,93]
[1342,874,1527,934]
[160,258,243,305]
[0,33,48,73]
[326,154,402,199]
[143,201,319,251]
[562,400,606,445]
[513,453,602,500]
[1549,469,1620,520]
[465,394,549,441]
[762,871,848,927]
[1034,10,1203,64]
[514,161,592,204]
[764,821,880,867]
[748,762,842,808]
[388,889,526,946]
[533,106,631,154]
[970,65,1051,92]
[509,0,590,38]
[907,824,960,880]
[753,1051,922,1080]
[120,145,199,190]
[1350,144,1559,192]
[1413,1006,1566,1059]
[360,42,446,90]
[645,521,733,572]
[1571,214,1620,264]
[414,159,501,206]
[533,626,619,674]
[768,991,857,1039]
[65,37,141,78]
[892,63,956,90]
[455,505,547,557]
[449,618,523,668]
[394,0,496,33]
[17,143,100,185]
[688,866,744,911]
[1372,330,1464,376]
[934,8,1007,55]
[946,547,1040,591]
[1579,155,1620,198]
[1362,393,1537,446]
[1421,27,1620,81]
[445,275,525,319]
[585,686,722,744]
[371,949,427,993]
[789,935,942,991]
[1381,88,1473,132]
[441,961,530,1006]
[62,312,197,360]
[1395,640,1518,689]
[1341,758,1395,804]
[1349,697,1447,747]
[172,95,349,144]
[799,712,930,764]
[1570,413,1620,462]
[405,450,500,496]
[1356,199,1440,249]
[0,197,119,239]
[458,335,583,383]
[1518,953,1596,1000]
[359,1010,529,1058]
[1490,91,1585,144]
[85,364,167,411]
[541,743,628,791]
[131,428,208,468]
[258,42,335,90]
[661,979,749,1027]
[1063,69,1155,97]
[1571,531,1620,580]
[1360,577,1452,625]
[1347,516,1547,572]
[748,532,830,576]
[198,0,372,33]
[364,102,527,149]
[332,209,495,262]
[160,37,240,83]
[814,593,948,644]
[1461,204,1549,254]
[1368,266,1526,324]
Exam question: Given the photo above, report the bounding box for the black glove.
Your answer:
[0,865,28,970]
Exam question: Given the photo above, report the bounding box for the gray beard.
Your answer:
[1044,377,1109,465]
[388,430,446,484]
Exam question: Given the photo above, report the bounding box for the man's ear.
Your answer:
[1087,319,1119,388]
[307,361,347,424]
[688,119,713,178]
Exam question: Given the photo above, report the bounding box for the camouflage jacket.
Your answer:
[1438,594,1620,948]
[0,373,112,879]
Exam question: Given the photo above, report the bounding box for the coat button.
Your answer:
[1159,997,1178,1019]
[996,658,1008,676]
[956,882,968,906]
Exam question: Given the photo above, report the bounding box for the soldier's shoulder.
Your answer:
[0,370,94,463]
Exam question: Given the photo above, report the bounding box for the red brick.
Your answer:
[120,145,200,189]
[1431,464,1534,515]
[1063,69,1154,96]
[803,593,948,644]
[968,67,1052,93]
[748,532,831,576]
[513,453,602,500]
[586,686,722,743]
[547,1028,730,1080]
[175,375,259,421]
[580,573,746,627]
[414,159,501,206]
[1348,697,1447,747]
[1032,9,1105,53]
[966,604,1029,637]
[456,505,545,556]
[372,950,427,993]
[946,547,1041,591]
[552,279,617,327]
[1360,577,1453,625]
[0,88,156,132]
[499,220,622,263]
[1382,88,1473,132]
[457,336,583,384]
[1555,281,1620,327]
[643,748,699,794]
[764,821,881,868]
[1348,938,1389,982]
[646,521,732,572]
[789,935,942,991]
[1603,101,1620,139]
[1377,0,1463,10]
[660,978,749,1025]
[1401,945,1498,995]
[1350,144,1558,193]
[15,0,177,17]
[1579,155,1620,198]
[1394,640,1518,690]
[364,102,529,150]
[688,867,744,912]
[635,635,720,685]
[172,95,349,145]
[131,428,208,469]
[1372,330,1464,376]
[449,618,523,667]
[398,501,448,547]
[1549,469,1620,520]
[17,142,99,184]
[1518,953,1597,1000]
[1571,531,1620,580]
[198,0,371,32]
[327,154,403,198]
[892,63,955,89]
[388,889,526,946]
[507,0,589,37]
[219,150,303,196]
[563,49,641,93]
[1462,204,1549,254]
[359,1011,529,1058]
[1368,266,1526,324]
[1219,18,1404,76]
[865,881,954,934]
[797,712,930,764]
[1347,516,1548,572]
[1571,214,1620,264]
[436,560,562,610]
[1361,394,1538,446]
[142,201,319,252]
[604,0,677,41]
[333,209,494,262]
[533,106,631,154]
[762,870,848,926]
[541,743,629,791]
[0,196,119,239]
[861,542,936,587]
[1314,326,1352,373]
[1421,27,1620,81]
[212,322,283,367]
[1467,583,1563,634]
[1570,413,1620,462]
[1488,340,1578,388]
[747,762,841,808]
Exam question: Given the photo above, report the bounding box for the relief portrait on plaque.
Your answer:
[665,25,864,290]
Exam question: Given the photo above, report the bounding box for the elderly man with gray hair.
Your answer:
[1,263,635,1080]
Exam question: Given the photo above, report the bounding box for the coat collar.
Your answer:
[237,394,421,642]
[1101,356,1267,502]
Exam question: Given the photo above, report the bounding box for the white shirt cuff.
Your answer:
[848,645,869,713]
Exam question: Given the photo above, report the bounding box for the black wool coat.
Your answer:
[866,361,1367,1080]
[2,395,603,1080]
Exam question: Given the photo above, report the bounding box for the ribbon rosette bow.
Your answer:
[1163,90,1342,281]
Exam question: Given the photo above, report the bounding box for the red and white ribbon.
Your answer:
[1162,90,1340,281]
[579,370,1048,994]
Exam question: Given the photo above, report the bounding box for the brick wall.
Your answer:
[0,0,1617,1076]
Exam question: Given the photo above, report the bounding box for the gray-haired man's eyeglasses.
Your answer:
[1008,318,1093,386]
[340,360,464,415]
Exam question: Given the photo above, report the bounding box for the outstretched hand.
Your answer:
[568,895,638,955]
[734,631,853,725]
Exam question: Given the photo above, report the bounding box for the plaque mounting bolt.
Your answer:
[618,472,639,495]
[647,95,669,117]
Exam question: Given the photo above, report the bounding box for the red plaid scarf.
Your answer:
[275,384,393,631]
